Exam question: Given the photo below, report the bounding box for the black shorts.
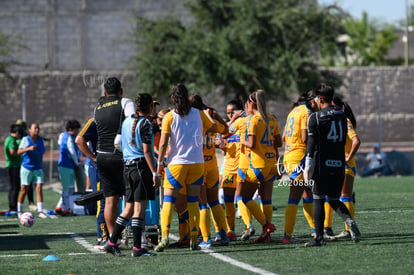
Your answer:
[310,154,345,197]
[123,158,155,202]
[97,153,125,197]
[312,172,344,197]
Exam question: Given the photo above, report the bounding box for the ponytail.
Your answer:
[130,115,139,145]
[254,90,269,126]
[131,93,153,145]
[343,102,357,129]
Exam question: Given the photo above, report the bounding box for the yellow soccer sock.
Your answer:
[178,209,189,241]
[302,198,315,231]
[237,197,252,228]
[199,205,211,242]
[324,201,333,228]
[284,202,299,237]
[344,201,355,218]
[262,201,273,224]
[225,202,236,232]
[210,208,220,234]
[210,202,227,233]
[245,200,266,226]
[187,200,200,243]
[343,199,355,231]
[160,198,175,239]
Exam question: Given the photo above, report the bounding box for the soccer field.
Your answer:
[1,176,413,275]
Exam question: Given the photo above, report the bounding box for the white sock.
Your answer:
[37,202,44,212]
[56,197,63,209]
[17,202,23,213]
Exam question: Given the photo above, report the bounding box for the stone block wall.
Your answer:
[0,71,136,141]
[0,0,188,72]
[333,67,414,145]
[1,67,413,149]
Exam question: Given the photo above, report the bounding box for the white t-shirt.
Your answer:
[366,152,386,169]
[121,98,135,117]
[163,107,204,164]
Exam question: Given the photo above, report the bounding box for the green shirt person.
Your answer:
[4,124,23,212]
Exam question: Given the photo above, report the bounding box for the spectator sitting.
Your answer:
[362,144,392,177]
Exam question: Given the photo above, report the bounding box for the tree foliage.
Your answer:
[397,3,414,29]
[0,33,16,74]
[0,32,26,74]
[134,0,344,99]
[342,12,398,66]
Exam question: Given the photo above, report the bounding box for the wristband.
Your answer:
[305,156,313,167]
[157,161,164,166]
[152,172,159,177]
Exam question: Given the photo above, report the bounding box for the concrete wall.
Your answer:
[0,0,188,72]
[1,67,413,175]
[1,67,414,147]
[332,67,414,146]
[0,70,135,140]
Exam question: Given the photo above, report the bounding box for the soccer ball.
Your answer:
[20,212,35,227]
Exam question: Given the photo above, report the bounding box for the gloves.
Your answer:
[303,157,313,182]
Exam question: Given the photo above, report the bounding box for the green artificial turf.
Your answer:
[0,176,413,275]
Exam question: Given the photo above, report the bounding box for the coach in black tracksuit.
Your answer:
[94,77,135,236]
[304,83,361,247]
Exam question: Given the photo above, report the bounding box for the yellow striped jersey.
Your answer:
[203,120,226,169]
[224,121,241,174]
[248,112,280,168]
[345,118,358,168]
[231,116,251,170]
[283,104,308,153]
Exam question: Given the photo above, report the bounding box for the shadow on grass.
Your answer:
[0,223,20,235]
[351,232,414,246]
[162,238,303,256]
[0,224,19,230]
[0,231,98,251]
[324,232,414,246]
[0,235,51,251]
[360,232,414,239]
[357,207,414,212]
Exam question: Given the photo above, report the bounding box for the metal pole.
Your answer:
[376,77,382,148]
[405,0,410,66]
[22,84,26,121]
[49,139,54,184]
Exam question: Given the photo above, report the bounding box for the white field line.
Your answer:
[68,252,97,256]
[2,208,413,265]
[170,234,278,275]
[0,218,18,222]
[0,254,40,258]
[356,209,414,214]
[52,187,62,194]
[47,232,104,254]
[1,227,277,274]
[44,188,276,273]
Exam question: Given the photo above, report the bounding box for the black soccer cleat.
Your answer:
[304,237,326,247]
[131,248,156,257]
[347,220,361,243]
[104,242,124,257]
[324,227,334,236]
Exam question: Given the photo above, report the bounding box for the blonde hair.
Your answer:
[253,90,269,126]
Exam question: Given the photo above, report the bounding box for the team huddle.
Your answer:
[80,78,362,257]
